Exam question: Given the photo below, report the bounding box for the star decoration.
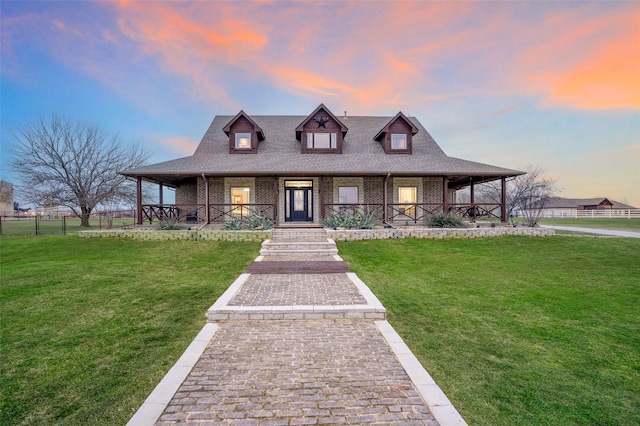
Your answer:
[315,116,329,128]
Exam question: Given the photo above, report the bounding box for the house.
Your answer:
[121,104,523,226]
[541,197,637,218]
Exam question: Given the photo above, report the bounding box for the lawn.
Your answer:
[537,217,640,232]
[0,236,260,425]
[338,236,640,425]
[2,234,639,425]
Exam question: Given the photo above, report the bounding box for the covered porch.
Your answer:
[132,174,510,226]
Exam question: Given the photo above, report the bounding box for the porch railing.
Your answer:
[141,204,275,224]
[141,202,502,225]
[142,204,207,224]
[449,203,501,221]
[323,203,498,224]
[209,204,275,223]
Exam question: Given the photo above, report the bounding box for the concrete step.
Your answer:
[259,239,338,256]
[271,228,328,242]
[262,240,336,251]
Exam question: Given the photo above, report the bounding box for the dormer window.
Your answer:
[374,111,419,154]
[223,110,264,154]
[308,132,337,149]
[391,134,407,150]
[235,133,251,149]
[296,104,348,154]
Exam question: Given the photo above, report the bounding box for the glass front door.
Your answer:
[285,181,313,222]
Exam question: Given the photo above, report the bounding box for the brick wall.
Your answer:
[363,177,384,205]
[423,177,443,204]
[256,177,275,204]
[175,182,197,205]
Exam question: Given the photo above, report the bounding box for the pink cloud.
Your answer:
[5,1,638,115]
[523,8,640,110]
[163,136,198,156]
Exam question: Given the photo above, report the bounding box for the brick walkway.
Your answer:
[157,321,437,426]
[227,274,367,306]
[129,228,465,426]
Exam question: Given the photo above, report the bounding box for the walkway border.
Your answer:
[126,323,220,426]
[376,320,468,425]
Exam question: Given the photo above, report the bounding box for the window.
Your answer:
[399,187,417,217]
[231,187,250,216]
[235,133,251,149]
[338,187,358,204]
[307,132,337,149]
[391,134,407,150]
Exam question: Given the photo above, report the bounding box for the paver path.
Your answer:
[130,228,465,426]
[157,321,438,426]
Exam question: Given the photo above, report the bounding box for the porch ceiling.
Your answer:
[133,172,509,191]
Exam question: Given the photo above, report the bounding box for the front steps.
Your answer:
[260,227,339,257]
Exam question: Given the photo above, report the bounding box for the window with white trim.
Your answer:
[231,187,250,216]
[399,187,417,217]
[338,187,358,204]
[235,133,251,149]
[307,132,337,149]
[391,134,407,150]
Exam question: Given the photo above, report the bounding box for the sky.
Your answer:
[1,0,639,207]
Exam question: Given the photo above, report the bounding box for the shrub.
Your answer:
[246,209,273,230]
[322,206,380,229]
[159,218,183,230]
[224,210,273,231]
[428,214,467,228]
[223,217,244,230]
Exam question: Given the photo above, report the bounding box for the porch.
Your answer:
[134,175,509,226]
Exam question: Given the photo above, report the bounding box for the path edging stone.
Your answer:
[126,323,220,426]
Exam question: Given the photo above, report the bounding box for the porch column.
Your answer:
[470,178,476,221]
[158,183,164,220]
[443,176,449,214]
[383,174,389,223]
[204,175,210,224]
[501,176,507,222]
[319,176,325,220]
[273,176,278,223]
[136,176,143,225]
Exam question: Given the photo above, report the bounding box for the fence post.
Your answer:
[0,216,2,235]
[35,215,39,235]
[63,216,66,235]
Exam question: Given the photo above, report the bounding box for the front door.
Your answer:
[285,180,313,222]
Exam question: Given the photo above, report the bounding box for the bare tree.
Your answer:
[10,115,150,227]
[477,165,558,226]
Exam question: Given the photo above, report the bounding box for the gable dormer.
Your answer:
[223,110,264,154]
[295,104,348,154]
[374,112,419,154]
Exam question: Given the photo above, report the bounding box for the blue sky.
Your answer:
[1,1,639,206]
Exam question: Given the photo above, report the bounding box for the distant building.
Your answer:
[542,197,637,218]
[0,181,14,216]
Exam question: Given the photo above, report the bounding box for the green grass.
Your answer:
[3,234,639,425]
[537,217,640,232]
[0,236,260,425]
[338,236,640,426]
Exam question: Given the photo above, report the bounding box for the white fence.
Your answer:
[541,209,640,219]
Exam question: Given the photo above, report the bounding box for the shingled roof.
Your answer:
[546,197,636,209]
[121,113,523,187]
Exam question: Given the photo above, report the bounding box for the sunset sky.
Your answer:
[1,1,639,207]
